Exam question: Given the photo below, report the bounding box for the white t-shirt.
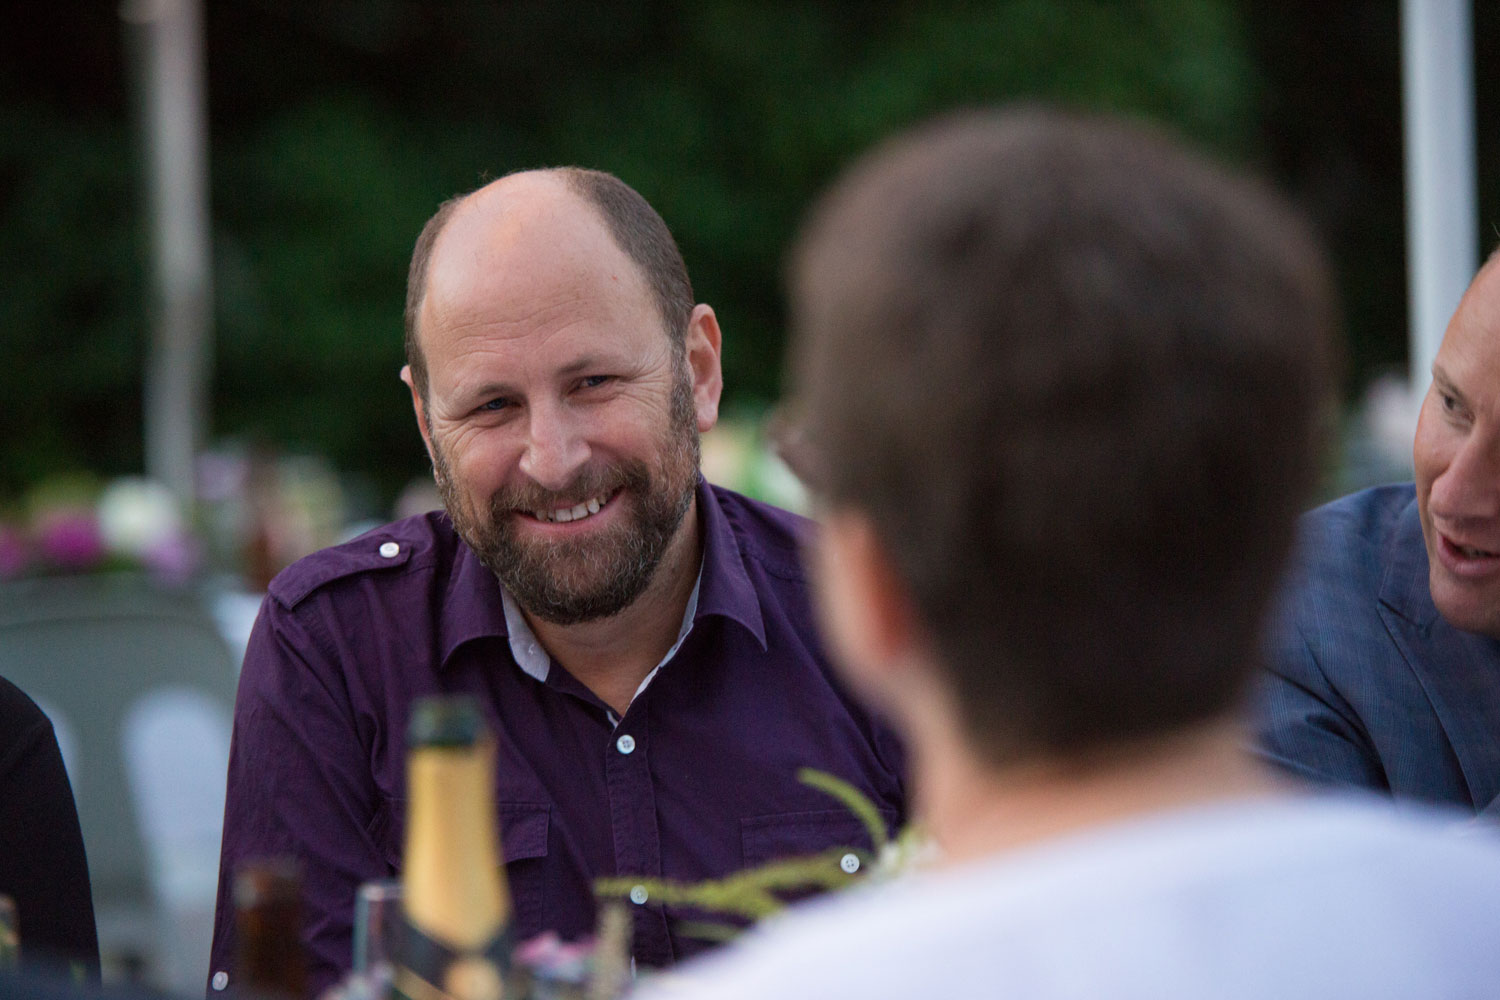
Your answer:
[636,795,1500,1000]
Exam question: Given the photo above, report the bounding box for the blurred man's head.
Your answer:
[1413,252,1500,637]
[400,169,722,624]
[785,108,1336,770]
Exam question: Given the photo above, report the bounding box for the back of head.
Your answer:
[787,107,1337,767]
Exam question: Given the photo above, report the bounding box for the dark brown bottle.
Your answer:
[233,858,307,999]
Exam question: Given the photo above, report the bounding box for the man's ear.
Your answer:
[400,365,436,465]
[683,304,723,433]
[812,509,919,700]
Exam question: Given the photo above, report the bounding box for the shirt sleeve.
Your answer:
[207,594,393,998]
[0,680,100,978]
[1254,615,1389,793]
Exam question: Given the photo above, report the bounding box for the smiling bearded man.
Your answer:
[429,358,699,626]
[207,167,906,998]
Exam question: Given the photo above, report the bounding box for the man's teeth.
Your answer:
[536,496,607,524]
[1458,544,1497,559]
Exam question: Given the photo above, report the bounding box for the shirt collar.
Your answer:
[690,478,768,650]
[436,477,769,670]
[500,566,702,685]
[437,517,512,666]
[1379,491,1440,628]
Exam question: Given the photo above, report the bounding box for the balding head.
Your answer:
[403,168,694,403]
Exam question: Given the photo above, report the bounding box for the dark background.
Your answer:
[2,1,1494,516]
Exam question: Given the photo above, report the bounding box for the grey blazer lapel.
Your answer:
[1378,498,1500,812]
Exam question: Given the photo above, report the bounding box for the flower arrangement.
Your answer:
[0,475,201,586]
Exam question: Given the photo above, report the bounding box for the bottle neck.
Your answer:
[402,740,509,949]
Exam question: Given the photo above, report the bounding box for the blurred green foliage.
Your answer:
[0,1,1441,514]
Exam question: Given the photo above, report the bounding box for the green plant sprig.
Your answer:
[594,845,862,922]
[795,767,890,851]
[593,768,898,934]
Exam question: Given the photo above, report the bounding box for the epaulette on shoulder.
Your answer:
[268,531,418,609]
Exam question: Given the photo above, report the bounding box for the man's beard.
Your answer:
[432,370,700,625]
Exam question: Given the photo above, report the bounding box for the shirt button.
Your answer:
[378,541,400,558]
[211,971,230,991]
[840,853,860,874]
[616,734,636,755]
[629,885,649,905]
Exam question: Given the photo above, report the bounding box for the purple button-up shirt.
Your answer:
[209,481,906,996]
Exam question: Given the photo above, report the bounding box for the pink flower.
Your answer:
[35,510,105,570]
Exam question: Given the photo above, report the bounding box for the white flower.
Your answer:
[97,478,185,558]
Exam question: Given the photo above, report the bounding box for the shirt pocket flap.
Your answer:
[497,802,549,863]
[372,797,549,868]
[739,808,895,868]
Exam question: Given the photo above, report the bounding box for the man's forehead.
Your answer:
[420,175,650,325]
[434,176,612,278]
[1449,259,1500,348]
[1437,260,1500,392]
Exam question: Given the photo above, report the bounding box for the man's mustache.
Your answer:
[487,462,648,516]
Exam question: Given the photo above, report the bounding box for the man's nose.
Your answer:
[1432,433,1500,522]
[518,402,591,491]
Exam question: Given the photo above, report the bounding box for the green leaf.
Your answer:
[797,767,890,851]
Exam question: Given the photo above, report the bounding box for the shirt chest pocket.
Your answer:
[739,808,897,892]
[374,797,551,936]
[496,803,550,936]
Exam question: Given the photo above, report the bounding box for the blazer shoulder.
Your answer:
[1294,484,1415,582]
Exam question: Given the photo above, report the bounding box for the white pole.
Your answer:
[1401,0,1476,395]
[124,0,213,507]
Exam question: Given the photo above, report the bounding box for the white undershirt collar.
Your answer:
[500,564,703,717]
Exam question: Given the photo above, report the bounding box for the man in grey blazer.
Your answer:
[1260,253,1500,816]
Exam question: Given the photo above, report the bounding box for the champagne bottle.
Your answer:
[390,696,512,1000]
[233,859,307,999]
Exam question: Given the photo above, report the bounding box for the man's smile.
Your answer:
[517,487,623,526]
[1435,530,1500,576]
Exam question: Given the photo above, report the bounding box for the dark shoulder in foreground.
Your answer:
[0,676,47,742]
[707,483,812,581]
[266,510,462,610]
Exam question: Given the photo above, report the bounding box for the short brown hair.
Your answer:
[403,167,695,399]
[787,108,1338,767]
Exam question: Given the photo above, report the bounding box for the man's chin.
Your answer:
[504,580,643,626]
[1429,570,1500,639]
[491,544,655,625]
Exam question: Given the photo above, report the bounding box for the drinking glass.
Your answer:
[352,879,402,976]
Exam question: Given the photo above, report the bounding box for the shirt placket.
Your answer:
[603,711,672,965]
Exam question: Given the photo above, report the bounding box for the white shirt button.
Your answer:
[629,885,649,905]
[379,541,400,558]
[616,734,636,755]
[840,853,860,874]
[211,971,230,991]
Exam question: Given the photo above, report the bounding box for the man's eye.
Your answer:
[1441,392,1463,415]
[479,398,512,412]
[580,375,612,389]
